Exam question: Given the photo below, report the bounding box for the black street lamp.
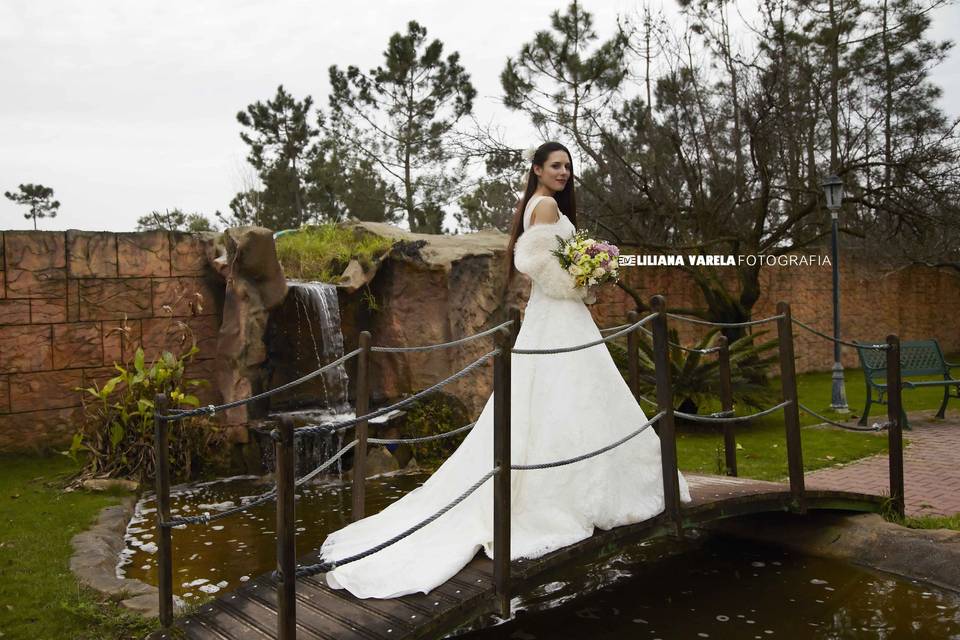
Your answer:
[822,174,848,412]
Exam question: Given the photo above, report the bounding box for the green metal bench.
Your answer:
[854,339,960,429]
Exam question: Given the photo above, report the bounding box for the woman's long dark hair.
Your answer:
[503,141,578,291]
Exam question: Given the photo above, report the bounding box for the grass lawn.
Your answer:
[0,455,158,640]
[896,513,960,530]
[673,365,960,482]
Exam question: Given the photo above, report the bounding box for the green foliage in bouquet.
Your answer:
[607,328,780,418]
[69,325,224,483]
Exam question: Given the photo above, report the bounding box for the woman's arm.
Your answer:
[513,220,588,301]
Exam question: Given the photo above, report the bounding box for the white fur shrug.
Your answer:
[513,220,589,301]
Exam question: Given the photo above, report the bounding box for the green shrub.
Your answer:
[276,223,394,283]
[70,320,224,483]
[606,327,780,417]
[401,394,470,469]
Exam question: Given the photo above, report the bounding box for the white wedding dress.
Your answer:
[319,194,692,598]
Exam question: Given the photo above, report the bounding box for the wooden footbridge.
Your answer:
[148,297,906,640]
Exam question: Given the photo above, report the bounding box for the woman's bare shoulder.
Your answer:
[530,196,560,225]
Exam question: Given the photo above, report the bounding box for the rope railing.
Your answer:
[370,320,513,353]
[161,488,280,527]
[635,324,722,354]
[594,322,719,357]
[161,438,362,528]
[162,348,363,421]
[368,421,477,445]
[161,320,520,422]
[798,403,889,432]
[202,416,472,526]
[294,439,360,487]
[637,393,658,407]
[598,323,630,334]
[295,348,500,438]
[666,312,784,328]
[513,312,657,355]
[790,317,890,350]
[512,412,665,470]
[293,467,499,578]
[674,401,790,423]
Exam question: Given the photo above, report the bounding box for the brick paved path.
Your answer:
[806,412,960,517]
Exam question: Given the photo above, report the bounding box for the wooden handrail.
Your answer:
[492,307,519,618]
[776,302,806,513]
[352,331,372,521]
[650,295,683,535]
[717,335,738,476]
[627,310,641,406]
[276,416,297,640]
[153,393,174,628]
[886,335,906,518]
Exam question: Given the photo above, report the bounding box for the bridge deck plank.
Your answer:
[148,474,881,640]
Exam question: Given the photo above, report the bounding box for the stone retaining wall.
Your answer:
[0,230,223,452]
[3,223,958,452]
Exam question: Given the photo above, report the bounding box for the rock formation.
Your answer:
[207,227,287,437]
[334,221,529,419]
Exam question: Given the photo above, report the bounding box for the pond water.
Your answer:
[121,476,960,637]
[120,473,428,600]
[459,534,960,639]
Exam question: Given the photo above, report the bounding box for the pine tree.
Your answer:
[4,183,60,230]
[136,209,216,232]
[235,85,319,230]
[327,21,476,233]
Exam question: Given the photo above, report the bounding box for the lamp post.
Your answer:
[822,174,848,412]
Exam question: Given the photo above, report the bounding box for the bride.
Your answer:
[318,141,692,599]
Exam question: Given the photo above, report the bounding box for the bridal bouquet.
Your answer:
[550,230,621,289]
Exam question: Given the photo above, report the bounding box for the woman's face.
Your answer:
[534,150,572,193]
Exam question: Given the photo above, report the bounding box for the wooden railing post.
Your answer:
[153,393,174,627]
[627,310,641,404]
[276,416,297,640]
[650,296,683,536]
[492,308,519,618]
[717,335,737,476]
[776,302,806,513]
[352,331,371,521]
[886,335,906,519]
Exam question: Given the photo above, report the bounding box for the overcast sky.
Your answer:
[1,0,958,233]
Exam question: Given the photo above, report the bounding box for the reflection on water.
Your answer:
[461,534,960,639]
[121,477,960,638]
[120,473,428,601]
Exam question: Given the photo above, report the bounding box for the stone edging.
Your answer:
[709,511,960,593]
[69,497,164,617]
